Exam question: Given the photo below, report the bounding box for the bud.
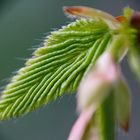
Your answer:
[77,53,120,112]
[68,107,98,140]
[130,12,140,30]
[130,12,140,44]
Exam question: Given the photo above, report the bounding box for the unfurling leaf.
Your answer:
[63,6,115,22]
[114,77,131,132]
[128,52,140,79]
[0,18,112,120]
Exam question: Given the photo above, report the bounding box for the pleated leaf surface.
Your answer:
[0,18,112,120]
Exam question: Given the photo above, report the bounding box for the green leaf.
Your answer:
[114,77,131,131]
[0,18,112,120]
[128,52,140,79]
[123,7,134,20]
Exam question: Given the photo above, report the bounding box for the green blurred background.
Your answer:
[0,0,140,140]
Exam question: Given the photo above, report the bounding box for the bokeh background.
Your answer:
[0,0,140,140]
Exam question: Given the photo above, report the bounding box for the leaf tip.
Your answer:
[63,6,83,15]
[121,121,129,132]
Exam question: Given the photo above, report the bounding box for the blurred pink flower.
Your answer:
[68,107,98,140]
[77,53,120,113]
[68,52,131,140]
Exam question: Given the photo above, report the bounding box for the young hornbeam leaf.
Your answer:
[114,77,131,132]
[0,17,112,120]
[63,6,115,22]
[63,6,124,29]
